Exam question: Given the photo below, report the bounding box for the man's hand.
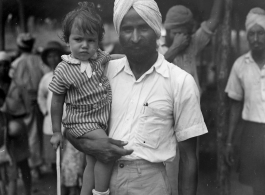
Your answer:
[171,33,191,53]
[65,131,134,163]
[164,33,191,63]
[225,144,234,166]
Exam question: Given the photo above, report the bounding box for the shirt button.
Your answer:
[93,72,96,75]
[99,83,102,86]
[119,163,124,168]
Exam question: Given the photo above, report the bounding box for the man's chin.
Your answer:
[125,51,148,62]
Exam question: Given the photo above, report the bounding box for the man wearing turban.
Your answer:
[161,0,223,91]
[66,1,208,195]
[225,8,265,195]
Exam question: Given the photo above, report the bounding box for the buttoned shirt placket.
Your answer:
[260,64,265,101]
[122,65,154,145]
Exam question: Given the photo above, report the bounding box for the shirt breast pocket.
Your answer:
[136,106,169,149]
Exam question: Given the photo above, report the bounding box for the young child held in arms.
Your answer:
[49,2,122,195]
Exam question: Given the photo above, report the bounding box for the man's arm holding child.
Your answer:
[65,131,133,163]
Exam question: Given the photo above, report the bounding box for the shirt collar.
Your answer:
[244,52,255,64]
[61,54,93,78]
[112,53,169,78]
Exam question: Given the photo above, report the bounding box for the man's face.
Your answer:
[119,8,157,63]
[165,26,192,47]
[247,24,265,53]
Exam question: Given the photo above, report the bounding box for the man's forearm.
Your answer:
[164,46,181,63]
[65,130,93,154]
[64,130,134,163]
[178,156,198,195]
[226,99,242,144]
[178,137,198,195]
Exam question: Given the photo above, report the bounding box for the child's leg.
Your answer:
[82,129,114,194]
[94,159,114,193]
[80,155,96,195]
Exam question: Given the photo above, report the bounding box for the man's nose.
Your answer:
[132,29,140,43]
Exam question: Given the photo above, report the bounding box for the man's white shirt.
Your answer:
[105,53,208,162]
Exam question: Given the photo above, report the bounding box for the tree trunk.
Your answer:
[17,0,27,32]
[0,0,4,50]
[216,0,232,195]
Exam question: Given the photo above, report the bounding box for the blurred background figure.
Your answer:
[0,51,31,195]
[61,140,85,195]
[37,41,65,174]
[9,33,50,179]
[160,0,223,91]
[225,7,265,195]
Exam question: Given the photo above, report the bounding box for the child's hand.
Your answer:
[50,132,63,150]
[110,54,125,60]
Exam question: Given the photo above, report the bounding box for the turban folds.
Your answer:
[164,5,193,30]
[245,7,265,32]
[113,0,162,38]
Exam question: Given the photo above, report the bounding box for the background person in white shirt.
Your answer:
[65,0,208,194]
[225,8,265,195]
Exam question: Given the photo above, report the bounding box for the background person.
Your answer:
[38,41,65,174]
[225,7,265,195]
[0,51,32,195]
[161,0,223,91]
[9,33,50,179]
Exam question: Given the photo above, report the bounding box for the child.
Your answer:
[49,2,122,195]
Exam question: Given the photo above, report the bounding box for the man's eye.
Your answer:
[248,32,254,37]
[259,31,265,36]
[122,27,132,32]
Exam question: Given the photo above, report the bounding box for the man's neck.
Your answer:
[252,50,265,69]
[128,52,158,80]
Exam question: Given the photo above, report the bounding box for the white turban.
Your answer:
[245,7,265,32]
[113,0,162,38]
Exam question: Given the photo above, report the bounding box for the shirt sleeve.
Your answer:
[225,61,243,101]
[96,49,111,67]
[173,74,208,142]
[193,21,213,53]
[48,63,69,94]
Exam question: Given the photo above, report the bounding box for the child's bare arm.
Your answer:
[50,92,65,149]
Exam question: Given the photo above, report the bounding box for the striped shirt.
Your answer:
[49,50,112,138]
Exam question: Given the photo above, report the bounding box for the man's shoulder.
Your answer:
[105,57,126,76]
[232,52,250,69]
[164,59,190,77]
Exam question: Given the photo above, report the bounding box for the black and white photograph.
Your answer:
[0,0,265,195]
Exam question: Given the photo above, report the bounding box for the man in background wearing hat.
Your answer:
[9,33,50,179]
[65,0,208,194]
[225,8,265,195]
[161,0,223,90]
